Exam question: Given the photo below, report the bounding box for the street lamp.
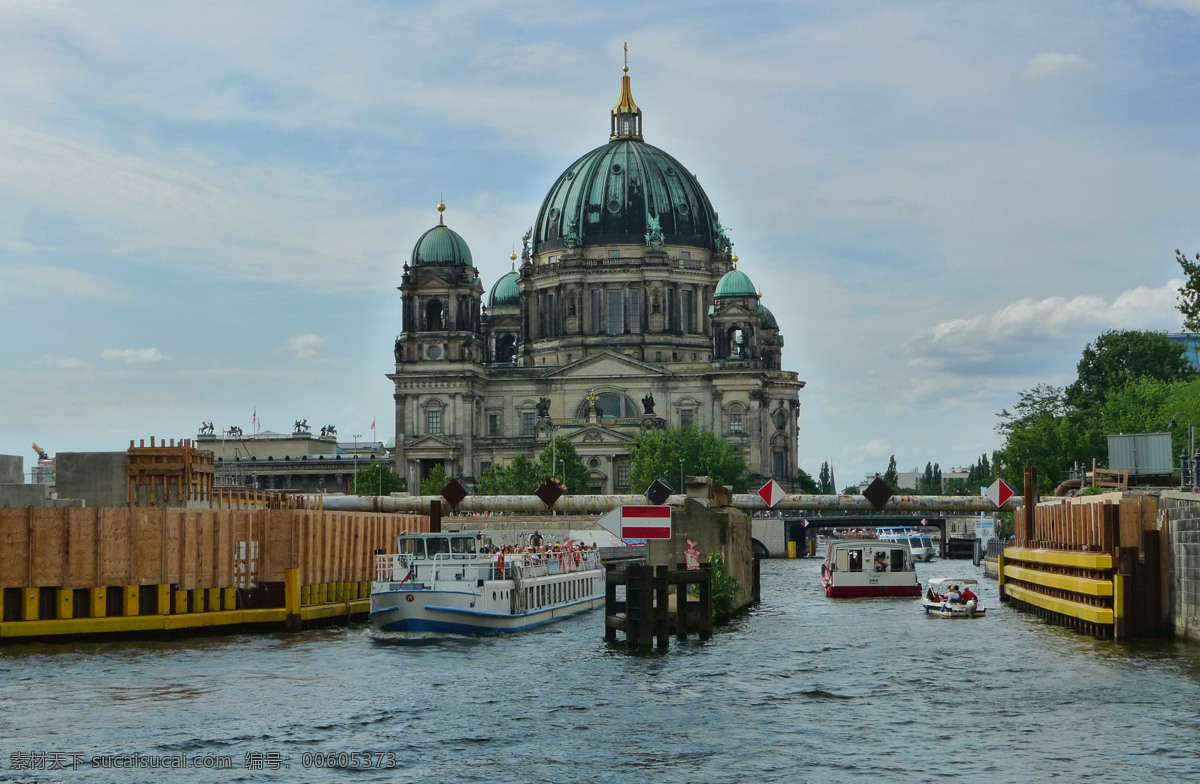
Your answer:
[559,459,566,487]
[679,458,685,495]
[353,434,362,494]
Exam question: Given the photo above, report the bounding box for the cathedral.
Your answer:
[389,61,804,494]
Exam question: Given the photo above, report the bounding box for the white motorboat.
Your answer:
[876,527,937,562]
[820,539,922,598]
[370,531,605,635]
[921,577,986,618]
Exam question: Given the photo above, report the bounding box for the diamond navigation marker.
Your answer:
[862,476,894,510]
[440,478,468,509]
[645,479,673,506]
[535,478,565,508]
[986,478,1015,508]
[757,479,786,509]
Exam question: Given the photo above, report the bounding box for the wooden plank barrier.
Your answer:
[0,506,427,640]
[1000,492,1161,639]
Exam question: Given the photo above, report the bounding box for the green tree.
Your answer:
[352,462,405,496]
[882,455,899,489]
[818,461,833,494]
[993,385,1091,494]
[476,454,541,495]
[1065,330,1194,411]
[795,467,820,494]
[535,436,589,494]
[420,463,449,496]
[922,462,934,493]
[1176,249,1200,331]
[629,427,749,493]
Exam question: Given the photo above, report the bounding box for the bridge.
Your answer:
[322,488,1016,559]
[757,515,949,558]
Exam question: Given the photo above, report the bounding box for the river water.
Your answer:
[2,558,1198,783]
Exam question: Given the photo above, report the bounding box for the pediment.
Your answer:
[405,434,458,453]
[544,351,669,381]
[714,303,757,319]
[567,426,639,446]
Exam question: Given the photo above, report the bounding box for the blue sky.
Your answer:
[3,1,1200,487]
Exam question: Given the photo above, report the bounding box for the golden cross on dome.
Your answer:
[585,389,599,407]
[623,42,628,73]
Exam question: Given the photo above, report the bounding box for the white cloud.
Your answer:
[102,348,166,364]
[1021,51,1095,81]
[283,334,325,362]
[907,281,1181,365]
[34,354,89,369]
[864,439,891,456]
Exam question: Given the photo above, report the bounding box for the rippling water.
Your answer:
[3,559,1199,783]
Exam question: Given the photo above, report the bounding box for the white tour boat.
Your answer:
[876,527,937,562]
[820,539,922,598]
[370,531,605,635]
[921,577,986,618]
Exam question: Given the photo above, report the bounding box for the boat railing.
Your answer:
[375,550,603,584]
[375,553,414,583]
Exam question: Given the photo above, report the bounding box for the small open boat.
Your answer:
[921,578,986,618]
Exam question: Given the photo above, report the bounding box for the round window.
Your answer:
[588,458,600,468]
[677,202,690,215]
[607,199,621,214]
[610,163,623,174]
[427,346,441,359]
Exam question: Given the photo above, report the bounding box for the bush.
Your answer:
[706,552,739,624]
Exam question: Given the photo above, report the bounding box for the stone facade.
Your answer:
[1161,493,1200,643]
[389,65,804,494]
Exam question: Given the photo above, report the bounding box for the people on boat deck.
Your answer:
[959,585,978,604]
[945,585,962,603]
[530,530,544,548]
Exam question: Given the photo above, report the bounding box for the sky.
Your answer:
[3,1,1200,488]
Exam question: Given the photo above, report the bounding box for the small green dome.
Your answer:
[411,223,473,267]
[758,304,777,329]
[489,270,521,307]
[714,268,757,298]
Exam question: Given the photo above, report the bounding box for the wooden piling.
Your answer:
[603,561,713,651]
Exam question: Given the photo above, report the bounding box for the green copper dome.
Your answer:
[532,139,723,255]
[411,213,473,267]
[758,304,777,329]
[714,268,757,298]
[489,270,521,307]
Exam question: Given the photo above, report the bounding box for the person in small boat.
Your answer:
[960,585,978,604]
[926,586,939,602]
[945,585,962,603]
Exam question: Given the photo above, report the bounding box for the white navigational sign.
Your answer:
[985,478,1015,508]
[596,505,673,539]
[757,479,786,509]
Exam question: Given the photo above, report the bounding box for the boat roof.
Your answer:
[927,578,979,587]
[400,531,485,538]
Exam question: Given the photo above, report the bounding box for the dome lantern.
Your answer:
[610,43,642,141]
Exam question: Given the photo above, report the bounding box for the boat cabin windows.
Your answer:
[398,537,425,557]
[845,549,862,572]
[450,536,476,555]
[890,548,906,572]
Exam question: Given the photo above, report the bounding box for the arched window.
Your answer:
[576,392,637,418]
[727,326,746,357]
[424,299,444,331]
[496,334,517,363]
